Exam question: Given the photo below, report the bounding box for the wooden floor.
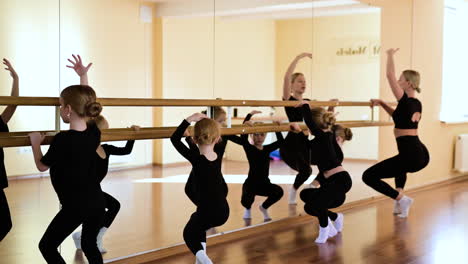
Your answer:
[154,177,468,264]
[0,159,379,264]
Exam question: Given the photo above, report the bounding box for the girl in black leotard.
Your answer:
[0,59,19,242]
[72,115,139,253]
[238,112,285,222]
[281,53,313,204]
[362,48,429,218]
[310,124,353,188]
[171,113,229,264]
[29,84,105,264]
[298,104,352,244]
[184,106,243,206]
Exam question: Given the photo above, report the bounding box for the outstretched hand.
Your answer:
[66,54,92,77]
[297,52,313,60]
[3,58,18,79]
[186,113,208,123]
[386,48,399,56]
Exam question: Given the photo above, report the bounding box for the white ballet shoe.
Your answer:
[328,218,338,238]
[393,200,401,215]
[333,213,344,233]
[243,208,252,219]
[398,196,414,218]
[195,250,213,264]
[315,225,329,244]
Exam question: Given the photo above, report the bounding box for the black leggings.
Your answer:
[241,181,283,210]
[280,132,312,190]
[362,136,429,199]
[0,189,12,242]
[300,171,352,227]
[39,206,105,264]
[183,203,229,255]
[102,192,120,228]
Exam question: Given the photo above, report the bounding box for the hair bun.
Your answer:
[344,127,353,141]
[322,112,336,127]
[86,102,103,118]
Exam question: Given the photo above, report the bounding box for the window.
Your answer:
[441,0,468,123]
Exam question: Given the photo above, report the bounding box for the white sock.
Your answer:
[288,186,297,205]
[243,208,252,219]
[195,250,213,264]
[195,242,207,264]
[393,200,401,215]
[398,196,414,218]
[201,242,206,252]
[315,225,329,244]
[327,218,338,238]
[333,213,344,232]
[72,230,82,250]
[259,205,271,221]
[97,227,108,253]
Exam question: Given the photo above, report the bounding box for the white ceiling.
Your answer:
[146,0,380,19]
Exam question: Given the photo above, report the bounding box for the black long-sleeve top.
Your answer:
[301,104,343,172]
[0,118,9,189]
[239,114,284,184]
[171,120,228,208]
[41,123,104,208]
[96,141,135,182]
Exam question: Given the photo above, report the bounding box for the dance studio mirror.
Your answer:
[0,0,415,263]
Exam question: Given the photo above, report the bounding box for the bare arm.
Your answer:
[371,99,395,116]
[386,49,404,100]
[1,59,19,124]
[67,54,93,86]
[283,53,312,100]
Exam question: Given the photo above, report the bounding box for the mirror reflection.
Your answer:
[0,0,400,263]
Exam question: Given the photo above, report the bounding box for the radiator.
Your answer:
[455,134,468,172]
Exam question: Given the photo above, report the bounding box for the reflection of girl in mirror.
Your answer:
[0,58,19,242]
[310,124,353,188]
[66,55,139,253]
[362,48,429,218]
[239,111,285,222]
[297,103,352,244]
[171,113,229,264]
[28,84,105,263]
[280,53,313,204]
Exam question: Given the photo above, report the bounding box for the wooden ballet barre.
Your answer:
[0,121,392,148]
[0,120,389,138]
[0,123,284,137]
[0,96,382,107]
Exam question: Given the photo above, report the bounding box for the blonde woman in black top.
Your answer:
[362,48,429,218]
